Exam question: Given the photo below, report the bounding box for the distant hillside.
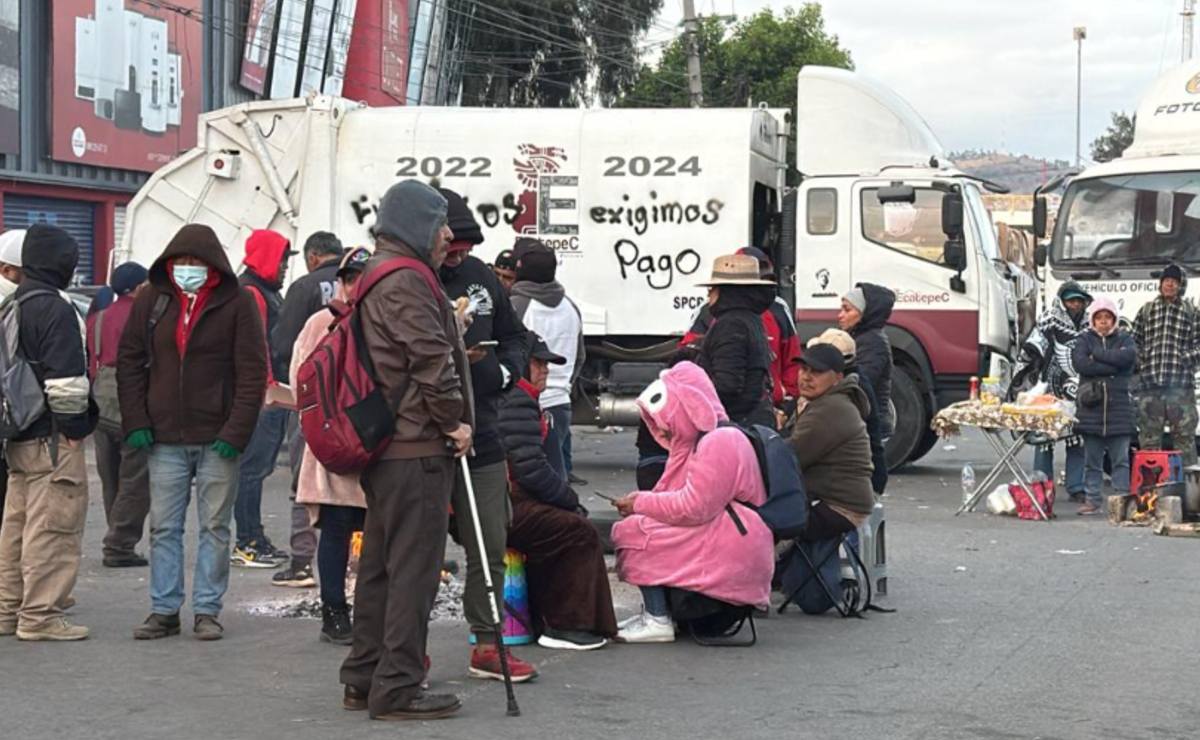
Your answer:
[948,150,1074,194]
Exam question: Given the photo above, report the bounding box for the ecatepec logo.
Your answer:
[71,127,87,158]
[1187,73,1200,94]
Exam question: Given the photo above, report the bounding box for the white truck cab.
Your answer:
[790,67,1018,467]
[1036,61,1200,436]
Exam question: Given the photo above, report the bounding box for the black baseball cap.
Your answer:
[494,249,516,270]
[337,246,371,278]
[798,343,845,374]
[529,333,566,365]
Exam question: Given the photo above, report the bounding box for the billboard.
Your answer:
[0,0,18,155]
[240,0,278,95]
[51,0,201,172]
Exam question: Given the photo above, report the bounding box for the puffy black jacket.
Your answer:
[697,284,775,428]
[499,380,578,510]
[850,365,888,494]
[14,225,97,441]
[850,283,895,436]
[440,255,528,467]
[272,257,340,371]
[1072,328,1137,437]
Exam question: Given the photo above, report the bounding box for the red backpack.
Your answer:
[296,256,445,475]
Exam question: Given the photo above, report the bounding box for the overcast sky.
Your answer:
[656,0,1188,162]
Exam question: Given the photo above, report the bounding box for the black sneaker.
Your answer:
[321,604,353,645]
[103,552,149,568]
[568,472,589,486]
[231,543,279,569]
[272,562,316,588]
[536,627,607,651]
[260,538,290,561]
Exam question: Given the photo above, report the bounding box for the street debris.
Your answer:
[243,573,466,621]
[1054,549,1086,555]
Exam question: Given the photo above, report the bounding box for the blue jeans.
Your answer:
[545,404,573,478]
[148,444,239,616]
[1083,434,1131,507]
[234,407,289,547]
[1033,442,1084,495]
[640,586,670,617]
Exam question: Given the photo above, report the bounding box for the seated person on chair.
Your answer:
[499,333,617,651]
[611,361,775,644]
[788,343,876,541]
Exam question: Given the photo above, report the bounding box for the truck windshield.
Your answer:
[1052,171,1200,265]
[963,184,1001,263]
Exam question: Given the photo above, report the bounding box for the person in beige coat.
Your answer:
[290,247,370,646]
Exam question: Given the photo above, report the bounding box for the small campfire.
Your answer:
[1130,490,1159,523]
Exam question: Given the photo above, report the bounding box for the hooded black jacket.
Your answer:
[498,380,578,510]
[697,284,775,428]
[439,254,528,467]
[850,283,896,435]
[272,256,340,372]
[850,364,888,494]
[15,225,97,441]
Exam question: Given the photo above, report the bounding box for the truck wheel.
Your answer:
[908,427,940,463]
[885,367,927,471]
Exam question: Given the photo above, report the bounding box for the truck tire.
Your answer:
[908,427,940,464]
[885,366,928,471]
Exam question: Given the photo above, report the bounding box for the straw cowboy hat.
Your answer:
[696,253,776,287]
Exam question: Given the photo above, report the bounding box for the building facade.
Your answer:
[0,0,470,285]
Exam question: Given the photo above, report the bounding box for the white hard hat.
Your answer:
[0,229,26,268]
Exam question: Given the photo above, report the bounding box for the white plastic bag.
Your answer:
[985,484,1017,515]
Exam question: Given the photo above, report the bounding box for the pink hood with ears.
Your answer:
[616,361,773,609]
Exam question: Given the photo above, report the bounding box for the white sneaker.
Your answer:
[617,610,646,630]
[616,614,675,644]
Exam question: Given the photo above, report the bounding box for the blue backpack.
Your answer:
[720,423,809,539]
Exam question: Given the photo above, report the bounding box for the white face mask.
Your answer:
[0,275,18,300]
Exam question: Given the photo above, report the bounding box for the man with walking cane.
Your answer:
[338,180,480,721]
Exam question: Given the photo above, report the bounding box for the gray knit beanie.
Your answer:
[844,286,867,313]
[372,180,448,259]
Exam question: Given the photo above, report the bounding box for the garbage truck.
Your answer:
[118,66,1020,468]
[1034,60,1200,441]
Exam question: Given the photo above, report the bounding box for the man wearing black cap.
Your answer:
[510,239,585,483]
[788,343,875,541]
[1134,263,1200,465]
[491,249,517,294]
[435,188,536,682]
[87,261,151,568]
[0,224,97,641]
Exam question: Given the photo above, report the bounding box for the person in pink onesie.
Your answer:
[611,361,775,643]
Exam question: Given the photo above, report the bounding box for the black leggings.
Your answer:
[317,504,366,609]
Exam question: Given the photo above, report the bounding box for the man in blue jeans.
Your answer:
[231,229,295,568]
[117,224,267,640]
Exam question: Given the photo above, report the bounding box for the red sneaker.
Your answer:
[468,643,538,683]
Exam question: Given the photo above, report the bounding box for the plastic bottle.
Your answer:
[961,462,976,506]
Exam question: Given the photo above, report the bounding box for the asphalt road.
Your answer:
[3,427,1198,740]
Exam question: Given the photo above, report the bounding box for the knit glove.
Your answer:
[211,439,241,460]
[125,429,155,449]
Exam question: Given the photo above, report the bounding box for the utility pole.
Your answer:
[1184,0,1196,62]
[1074,26,1087,167]
[682,0,704,107]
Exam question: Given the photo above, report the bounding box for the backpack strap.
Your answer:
[93,308,104,362]
[144,294,170,369]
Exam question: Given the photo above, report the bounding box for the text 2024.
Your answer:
[603,155,702,177]
[395,156,492,178]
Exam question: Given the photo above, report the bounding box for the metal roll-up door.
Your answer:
[3,196,96,285]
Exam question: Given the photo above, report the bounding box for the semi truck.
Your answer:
[1035,60,1200,438]
[117,66,1020,468]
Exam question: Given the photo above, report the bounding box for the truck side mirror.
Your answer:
[1033,196,1048,239]
[941,192,964,239]
[944,241,967,272]
[1034,243,1047,267]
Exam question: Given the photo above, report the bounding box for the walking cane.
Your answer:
[459,456,521,717]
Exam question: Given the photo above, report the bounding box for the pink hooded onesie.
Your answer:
[612,361,775,609]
